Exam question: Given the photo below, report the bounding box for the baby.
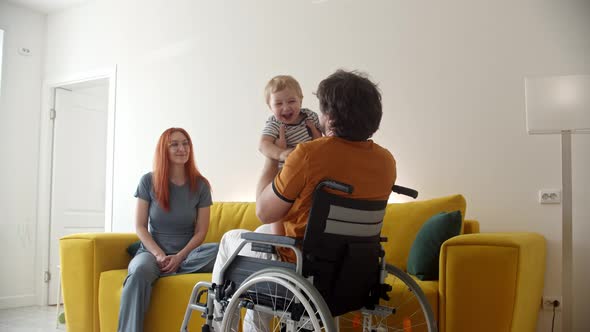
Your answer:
[259,75,322,165]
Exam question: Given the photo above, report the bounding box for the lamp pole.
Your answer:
[525,74,590,331]
[561,131,572,332]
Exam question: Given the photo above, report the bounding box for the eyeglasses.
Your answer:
[168,141,190,152]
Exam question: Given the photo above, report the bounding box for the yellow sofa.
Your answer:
[59,195,546,332]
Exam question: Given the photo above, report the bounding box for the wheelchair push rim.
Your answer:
[221,267,336,332]
[336,264,438,332]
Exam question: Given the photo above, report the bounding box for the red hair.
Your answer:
[152,128,210,211]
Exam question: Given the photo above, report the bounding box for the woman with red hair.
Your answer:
[118,128,217,332]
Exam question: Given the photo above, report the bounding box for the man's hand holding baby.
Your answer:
[306,119,322,139]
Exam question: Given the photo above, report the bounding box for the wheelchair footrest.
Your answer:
[361,305,396,317]
[189,303,207,313]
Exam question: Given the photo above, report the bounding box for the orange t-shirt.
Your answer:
[272,136,397,262]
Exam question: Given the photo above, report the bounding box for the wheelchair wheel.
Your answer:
[337,264,438,332]
[221,267,336,332]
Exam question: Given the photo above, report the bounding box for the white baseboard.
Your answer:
[0,294,38,309]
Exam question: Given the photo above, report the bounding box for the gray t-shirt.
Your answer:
[134,172,213,254]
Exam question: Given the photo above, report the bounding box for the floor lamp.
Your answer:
[525,74,590,331]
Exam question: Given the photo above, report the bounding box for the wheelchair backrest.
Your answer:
[302,184,388,316]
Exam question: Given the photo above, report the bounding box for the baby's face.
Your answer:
[269,88,302,125]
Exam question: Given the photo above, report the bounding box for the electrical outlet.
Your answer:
[542,296,562,310]
[18,47,33,56]
[538,189,561,204]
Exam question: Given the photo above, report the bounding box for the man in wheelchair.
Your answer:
[181,70,436,331]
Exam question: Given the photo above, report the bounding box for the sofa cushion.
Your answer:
[407,211,462,280]
[382,194,466,271]
[204,202,262,243]
[99,269,213,332]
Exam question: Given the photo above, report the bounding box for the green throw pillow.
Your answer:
[407,210,462,281]
[127,240,142,257]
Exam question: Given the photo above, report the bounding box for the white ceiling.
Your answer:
[7,0,89,14]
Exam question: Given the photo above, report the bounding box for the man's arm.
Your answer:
[256,157,293,224]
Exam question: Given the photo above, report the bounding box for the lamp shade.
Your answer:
[525,74,590,134]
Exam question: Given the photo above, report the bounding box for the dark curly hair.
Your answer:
[316,70,382,141]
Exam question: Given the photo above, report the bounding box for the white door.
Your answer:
[48,80,109,304]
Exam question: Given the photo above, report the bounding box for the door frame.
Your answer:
[36,66,117,305]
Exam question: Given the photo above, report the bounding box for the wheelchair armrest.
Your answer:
[241,232,299,246]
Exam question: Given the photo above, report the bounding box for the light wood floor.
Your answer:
[0,305,64,331]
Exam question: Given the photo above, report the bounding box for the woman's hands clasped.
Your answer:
[157,254,184,274]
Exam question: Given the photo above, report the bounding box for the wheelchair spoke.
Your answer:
[221,268,335,332]
[216,266,435,332]
[266,279,292,331]
[335,270,437,332]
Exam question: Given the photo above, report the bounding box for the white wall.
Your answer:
[0,1,46,308]
[42,0,590,330]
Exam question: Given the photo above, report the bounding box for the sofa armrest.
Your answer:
[59,233,139,332]
[463,219,479,234]
[439,233,546,332]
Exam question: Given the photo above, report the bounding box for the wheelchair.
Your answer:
[180,180,437,332]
